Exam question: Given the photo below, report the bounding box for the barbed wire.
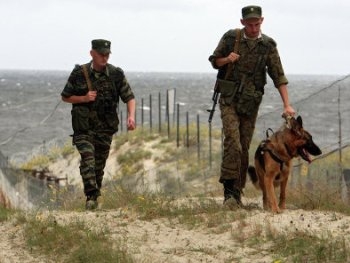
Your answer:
[312,142,350,162]
[1,74,349,158]
[258,74,350,120]
[256,74,350,154]
[0,99,62,146]
[1,93,58,111]
[1,73,349,209]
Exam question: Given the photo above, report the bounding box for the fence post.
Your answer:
[343,169,350,203]
[186,112,189,148]
[197,114,200,161]
[167,90,170,138]
[150,94,152,132]
[176,103,180,147]
[158,92,161,133]
[141,98,144,130]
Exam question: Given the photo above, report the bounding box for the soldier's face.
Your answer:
[241,17,264,39]
[90,50,110,70]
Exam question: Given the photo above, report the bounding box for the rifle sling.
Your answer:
[82,64,93,91]
[224,28,241,80]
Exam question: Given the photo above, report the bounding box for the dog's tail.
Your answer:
[247,165,260,189]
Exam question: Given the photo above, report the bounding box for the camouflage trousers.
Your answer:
[73,131,113,197]
[219,103,258,189]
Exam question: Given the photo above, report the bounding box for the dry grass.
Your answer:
[4,126,350,262]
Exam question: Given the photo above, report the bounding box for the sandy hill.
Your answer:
[1,135,350,262]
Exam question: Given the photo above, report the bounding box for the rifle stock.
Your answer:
[207,80,219,123]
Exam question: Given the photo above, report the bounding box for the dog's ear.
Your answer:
[296,116,303,127]
[289,117,303,136]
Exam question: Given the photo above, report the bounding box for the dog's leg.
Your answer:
[258,174,268,210]
[279,179,287,210]
[254,162,269,210]
[279,165,290,210]
[262,189,268,210]
[265,174,280,213]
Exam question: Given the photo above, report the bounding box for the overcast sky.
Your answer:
[1,0,349,75]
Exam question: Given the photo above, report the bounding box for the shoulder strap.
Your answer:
[233,28,241,53]
[82,64,93,91]
[224,28,241,80]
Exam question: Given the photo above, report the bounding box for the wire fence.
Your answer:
[1,73,350,209]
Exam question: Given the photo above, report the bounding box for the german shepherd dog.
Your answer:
[248,115,322,213]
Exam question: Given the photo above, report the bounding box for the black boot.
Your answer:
[223,180,242,208]
[85,190,99,210]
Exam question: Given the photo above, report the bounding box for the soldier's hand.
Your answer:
[227,52,240,63]
[86,91,97,102]
[127,117,136,131]
[283,105,296,117]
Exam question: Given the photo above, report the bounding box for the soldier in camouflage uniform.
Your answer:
[208,6,295,208]
[61,39,136,210]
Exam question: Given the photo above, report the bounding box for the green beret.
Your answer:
[91,39,111,54]
[242,5,262,20]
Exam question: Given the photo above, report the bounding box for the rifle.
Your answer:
[208,29,241,123]
[207,80,220,123]
[237,74,246,95]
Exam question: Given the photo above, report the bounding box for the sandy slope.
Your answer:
[1,197,350,263]
[1,139,350,262]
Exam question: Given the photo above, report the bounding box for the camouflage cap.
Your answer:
[242,5,262,19]
[91,39,111,54]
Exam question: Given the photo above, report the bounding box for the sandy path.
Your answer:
[1,198,350,263]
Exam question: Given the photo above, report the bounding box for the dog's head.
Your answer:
[286,115,322,163]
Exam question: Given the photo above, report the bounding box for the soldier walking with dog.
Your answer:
[208,5,295,208]
[61,39,136,210]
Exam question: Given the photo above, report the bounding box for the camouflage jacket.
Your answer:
[61,62,134,103]
[209,28,288,89]
[61,62,135,133]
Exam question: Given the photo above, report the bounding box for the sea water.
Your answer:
[0,70,348,163]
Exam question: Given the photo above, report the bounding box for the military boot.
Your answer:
[223,179,242,209]
[85,194,98,210]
